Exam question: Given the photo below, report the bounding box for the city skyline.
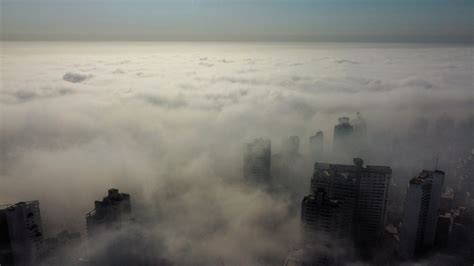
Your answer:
[1,1,473,264]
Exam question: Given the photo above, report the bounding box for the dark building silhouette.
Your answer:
[434,213,452,248]
[301,188,343,244]
[86,188,131,237]
[0,201,46,266]
[399,170,445,258]
[85,189,132,265]
[300,188,344,265]
[243,138,271,184]
[310,158,392,247]
[85,189,169,266]
[309,131,324,162]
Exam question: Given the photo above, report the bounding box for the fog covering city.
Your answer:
[0,42,473,264]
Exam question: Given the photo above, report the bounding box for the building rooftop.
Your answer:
[0,200,39,211]
[409,169,445,185]
[314,158,392,174]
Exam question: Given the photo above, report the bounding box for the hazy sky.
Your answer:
[1,0,473,42]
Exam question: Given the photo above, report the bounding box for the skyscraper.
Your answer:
[85,188,132,265]
[310,158,392,245]
[86,188,131,237]
[0,201,46,266]
[301,188,344,244]
[310,162,357,236]
[309,131,324,162]
[300,188,344,265]
[352,112,368,158]
[243,138,271,184]
[272,136,305,194]
[400,170,445,258]
[333,117,354,162]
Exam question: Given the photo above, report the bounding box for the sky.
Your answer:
[1,0,473,42]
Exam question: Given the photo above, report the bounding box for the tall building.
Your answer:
[352,112,368,158]
[85,189,132,265]
[310,158,392,245]
[400,170,445,258]
[310,162,357,236]
[0,201,46,266]
[243,138,271,184]
[333,117,354,162]
[86,188,131,237]
[282,136,300,155]
[301,188,343,244]
[300,188,344,265]
[309,131,324,162]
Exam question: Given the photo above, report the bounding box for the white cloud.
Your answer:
[0,43,473,264]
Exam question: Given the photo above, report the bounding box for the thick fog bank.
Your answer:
[1,42,472,264]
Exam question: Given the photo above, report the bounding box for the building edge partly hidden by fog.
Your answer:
[332,117,354,162]
[86,188,131,237]
[332,114,369,163]
[399,170,445,258]
[300,188,344,265]
[243,138,271,185]
[0,201,46,266]
[309,131,324,162]
[85,188,132,265]
[301,188,344,244]
[310,158,392,250]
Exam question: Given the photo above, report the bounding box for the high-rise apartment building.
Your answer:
[309,131,324,162]
[243,138,271,184]
[86,188,131,237]
[300,188,344,266]
[310,158,391,245]
[301,188,343,244]
[333,117,354,162]
[0,201,46,266]
[400,170,445,258]
[85,189,132,265]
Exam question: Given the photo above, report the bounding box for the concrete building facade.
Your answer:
[301,188,343,244]
[0,201,46,266]
[309,158,392,245]
[399,170,445,258]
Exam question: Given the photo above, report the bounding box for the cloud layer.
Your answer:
[1,42,473,264]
